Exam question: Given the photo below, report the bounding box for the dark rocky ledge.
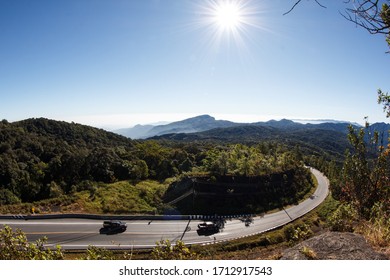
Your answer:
[281,231,388,260]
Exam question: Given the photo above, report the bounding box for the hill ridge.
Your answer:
[114,115,372,139]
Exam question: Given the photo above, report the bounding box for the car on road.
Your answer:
[196,221,219,235]
[100,220,127,234]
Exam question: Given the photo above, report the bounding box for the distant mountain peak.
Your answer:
[267,119,296,124]
[113,115,382,139]
[191,114,215,120]
[114,114,235,139]
[164,114,216,126]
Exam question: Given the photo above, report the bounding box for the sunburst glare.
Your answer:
[190,0,266,57]
[214,1,243,31]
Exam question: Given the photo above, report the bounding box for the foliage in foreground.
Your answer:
[358,202,390,248]
[326,110,390,251]
[151,240,199,260]
[0,225,63,260]
[0,225,202,260]
[80,245,115,260]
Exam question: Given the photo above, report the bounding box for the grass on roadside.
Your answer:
[0,180,170,215]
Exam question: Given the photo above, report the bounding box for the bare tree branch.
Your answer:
[314,0,327,9]
[284,0,390,51]
[342,0,390,35]
[283,0,302,16]
[284,0,326,16]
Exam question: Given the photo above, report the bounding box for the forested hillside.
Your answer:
[0,116,388,258]
[0,118,131,203]
[0,118,319,211]
[151,124,351,162]
[1,117,387,218]
[0,118,193,204]
[165,144,314,214]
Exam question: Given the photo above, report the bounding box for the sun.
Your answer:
[190,0,265,57]
[213,1,243,31]
[194,0,262,42]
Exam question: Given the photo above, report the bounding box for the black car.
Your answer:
[100,220,127,234]
[196,221,219,236]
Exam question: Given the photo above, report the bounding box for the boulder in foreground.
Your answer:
[281,231,388,260]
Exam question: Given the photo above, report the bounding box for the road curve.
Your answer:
[0,168,329,250]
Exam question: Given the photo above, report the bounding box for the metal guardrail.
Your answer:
[0,213,189,221]
[0,213,256,221]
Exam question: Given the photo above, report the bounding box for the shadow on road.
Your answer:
[99,227,127,235]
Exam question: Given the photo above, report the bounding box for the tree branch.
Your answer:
[283,0,302,16]
[341,0,389,35]
[314,0,327,9]
[284,0,390,51]
[284,0,326,16]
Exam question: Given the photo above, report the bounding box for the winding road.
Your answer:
[0,168,329,250]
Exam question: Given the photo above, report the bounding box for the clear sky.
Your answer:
[1,0,389,129]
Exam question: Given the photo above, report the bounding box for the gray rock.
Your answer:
[281,231,388,260]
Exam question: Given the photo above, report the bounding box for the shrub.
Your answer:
[284,223,313,243]
[300,246,317,260]
[81,245,115,260]
[327,203,359,232]
[0,189,21,205]
[357,202,390,248]
[0,225,63,260]
[151,240,199,260]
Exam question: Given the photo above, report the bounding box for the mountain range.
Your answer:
[114,115,238,139]
[114,114,371,139]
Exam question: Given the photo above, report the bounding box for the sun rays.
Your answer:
[213,1,243,32]
[189,0,265,60]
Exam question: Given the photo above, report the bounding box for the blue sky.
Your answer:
[1,0,389,129]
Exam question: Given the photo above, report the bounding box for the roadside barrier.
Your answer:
[0,213,257,221]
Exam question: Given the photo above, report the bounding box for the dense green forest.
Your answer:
[0,117,388,223]
[0,118,321,214]
[0,116,389,258]
[164,144,314,214]
[0,118,188,204]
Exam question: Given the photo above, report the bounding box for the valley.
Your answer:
[0,116,389,260]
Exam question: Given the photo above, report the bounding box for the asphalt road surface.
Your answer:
[0,168,329,250]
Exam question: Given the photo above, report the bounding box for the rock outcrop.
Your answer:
[281,231,388,260]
